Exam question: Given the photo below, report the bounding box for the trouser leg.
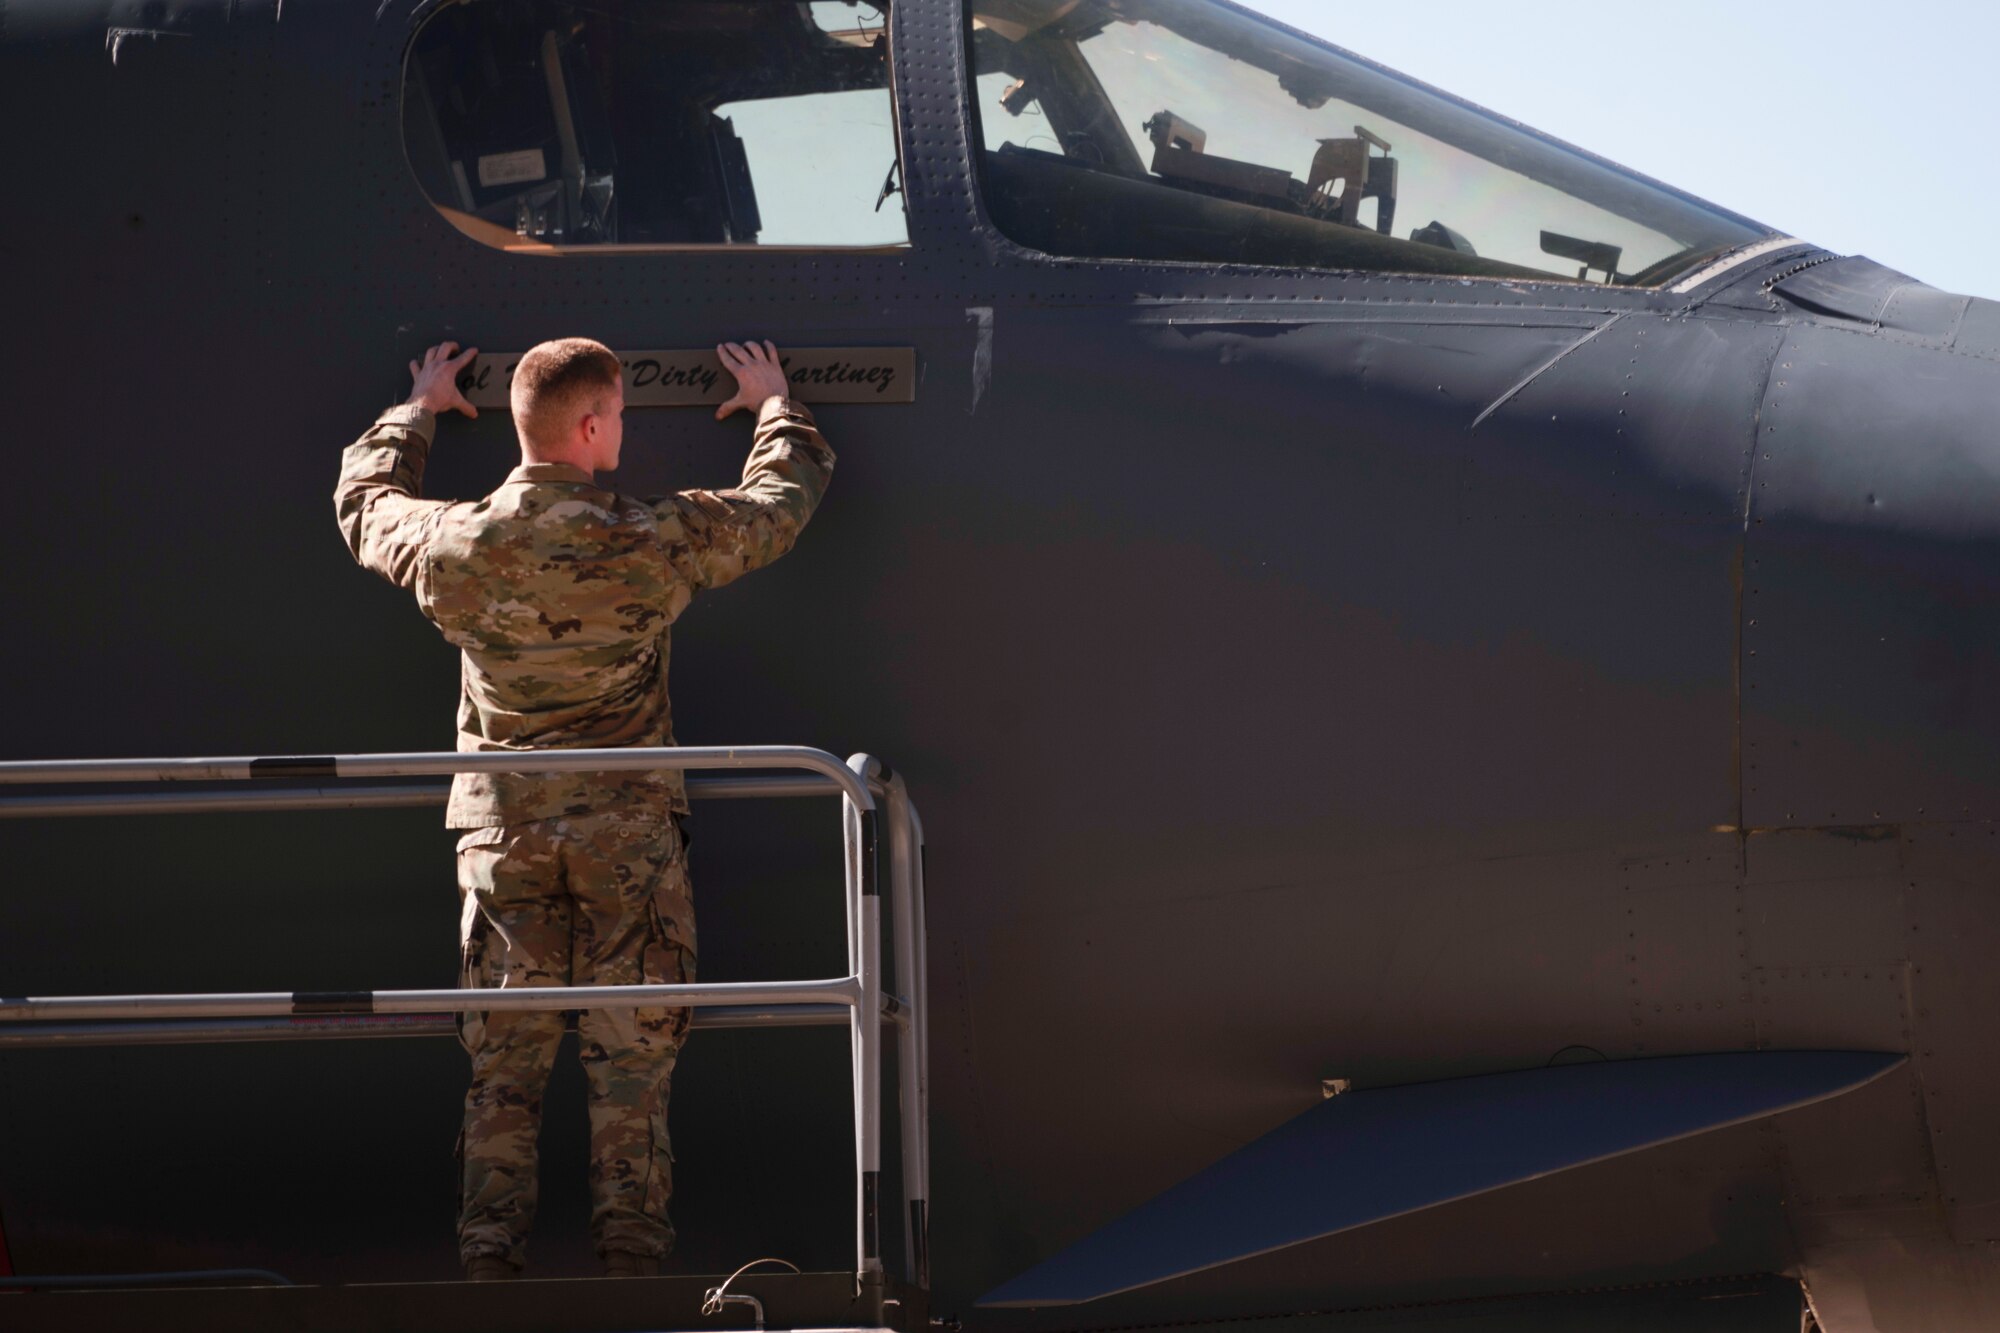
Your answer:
[568,815,696,1260]
[455,823,572,1269]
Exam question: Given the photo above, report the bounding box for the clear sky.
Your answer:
[1245,0,2000,299]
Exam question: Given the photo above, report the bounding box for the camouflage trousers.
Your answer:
[454,812,696,1269]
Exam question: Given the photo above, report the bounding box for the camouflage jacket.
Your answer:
[335,399,834,827]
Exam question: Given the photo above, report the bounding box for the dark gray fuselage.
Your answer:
[2,1,1998,1329]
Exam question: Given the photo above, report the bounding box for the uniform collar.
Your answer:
[506,462,596,486]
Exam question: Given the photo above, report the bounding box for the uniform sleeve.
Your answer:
[655,399,836,592]
[334,405,447,591]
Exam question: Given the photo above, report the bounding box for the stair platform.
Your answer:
[0,1269,926,1333]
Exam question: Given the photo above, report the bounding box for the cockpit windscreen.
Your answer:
[968,0,1775,285]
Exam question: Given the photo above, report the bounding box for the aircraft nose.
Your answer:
[1739,287,2000,831]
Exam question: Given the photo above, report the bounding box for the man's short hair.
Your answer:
[510,337,622,444]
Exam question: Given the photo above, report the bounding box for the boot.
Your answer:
[602,1250,661,1278]
[465,1255,518,1282]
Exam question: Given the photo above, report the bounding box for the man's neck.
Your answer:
[519,447,593,478]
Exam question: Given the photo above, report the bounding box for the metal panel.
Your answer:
[1769,256,1913,324]
[1879,283,1973,344]
[1955,297,2000,359]
[1772,255,1977,346]
[977,1052,1902,1307]
[1742,324,2000,829]
[1729,830,1943,1258]
[1077,1120,1794,1323]
[1774,1063,1940,1251]
[1902,826,2000,1243]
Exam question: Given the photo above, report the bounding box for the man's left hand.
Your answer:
[407,342,481,418]
[715,340,790,421]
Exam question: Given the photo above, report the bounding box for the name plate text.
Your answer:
[459,347,917,408]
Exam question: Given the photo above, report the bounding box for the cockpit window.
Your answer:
[967,0,1773,285]
[404,0,907,252]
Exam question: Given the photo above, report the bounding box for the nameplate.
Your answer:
[459,347,916,408]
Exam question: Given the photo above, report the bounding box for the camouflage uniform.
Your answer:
[335,398,834,1268]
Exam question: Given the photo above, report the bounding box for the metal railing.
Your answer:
[0,745,930,1292]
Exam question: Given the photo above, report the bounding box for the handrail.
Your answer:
[883,771,932,1288]
[0,745,926,1299]
[0,773,848,820]
[0,745,875,811]
[0,978,860,1023]
[0,1003,896,1048]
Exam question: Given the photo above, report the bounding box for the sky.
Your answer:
[1246,0,2000,299]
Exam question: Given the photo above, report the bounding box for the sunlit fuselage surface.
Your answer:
[1,1,1999,1332]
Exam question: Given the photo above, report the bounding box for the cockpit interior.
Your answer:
[967,0,1770,285]
[400,0,1772,286]
[403,0,907,250]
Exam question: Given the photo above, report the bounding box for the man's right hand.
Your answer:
[715,341,791,421]
[407,341,480,418]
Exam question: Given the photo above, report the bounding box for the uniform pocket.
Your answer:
[636,821,697,974]
[641,1098,678,1229]
[455,825,509,853]
[646,882,696,965]
[455,822,510,1055]
[641,859,695,1049]
[457,898,501,1055]
[642,910,695,1048]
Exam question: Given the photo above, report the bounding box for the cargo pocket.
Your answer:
[455,826,511,1055]
[453,1125,468,1217]
[643,914,695,1048]
[641,860,696,1049]
[457,918,494,1056]
[641,1097,678,1252]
